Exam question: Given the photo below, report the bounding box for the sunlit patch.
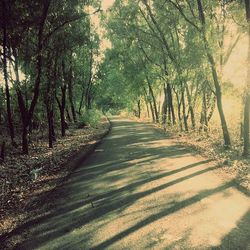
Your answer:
[94,148,104,152]
[18,119,250,250]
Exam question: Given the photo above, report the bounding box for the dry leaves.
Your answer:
[0,118,110,236]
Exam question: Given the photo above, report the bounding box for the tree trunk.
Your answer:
[0,141,5,161]
[2,0,15,145]
[56,85,66,137]
[78,88,85,115]
[85,43,93,110]
[0,87,4,125]
[200,90,208,132]
[162,86,167,130]
[207,95,216,122]
[243,95,249,156]
[149,101,155,122]
[12,0,50,154]
[61,89,66,137]
[185,83,195,129]
[243,7,250,156]
[22,124,29,154]
[59,108,66,137]
[175,91,183,132]
[145,98,150,118]
[181,87,188,131]
[205,40,231,147]
[167,83,175,125]
[137,100,141,118]
[66,108,72,122]
[13,50,29,154]
[197,0,231,147]
[68,63,77,122]
[46,106,53,148]
[27,0,50,125]
[147,77,159,123]
[51,109,56,142]
[86,95,92,110]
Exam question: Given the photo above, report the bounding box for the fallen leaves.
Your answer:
[171,128,250,191]
[0,118,110,236]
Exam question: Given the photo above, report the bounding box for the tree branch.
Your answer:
[167,0,201,32]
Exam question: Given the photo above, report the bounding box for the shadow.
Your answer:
[2,118,248,250]
[211,209,250,250]
[91,181,235,250]
[13,160,219,249]
[63,146,206,193]
[1,122,191,239]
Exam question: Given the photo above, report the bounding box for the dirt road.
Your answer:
[16,117,250,249]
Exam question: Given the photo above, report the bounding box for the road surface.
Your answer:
[18,117,250,249]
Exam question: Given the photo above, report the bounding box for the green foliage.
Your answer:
[79,109,103,128]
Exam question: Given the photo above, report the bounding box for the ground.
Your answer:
[2,117,250,249]
[0,118,109,238]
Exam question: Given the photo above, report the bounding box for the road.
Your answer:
[18,117,249,249]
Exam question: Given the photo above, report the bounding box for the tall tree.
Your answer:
[243,0,250,156]
[1,0,15,146]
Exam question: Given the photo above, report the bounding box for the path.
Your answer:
[17,117,250,249]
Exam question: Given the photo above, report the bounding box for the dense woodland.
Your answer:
[0,0,102,156]
[1,1,250,248]
[100,0,250,156]
[0,0,249,159]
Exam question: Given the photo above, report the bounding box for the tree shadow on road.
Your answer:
[10,162,223,249]
[2,119,249,249]
[211,209,250,250]
[89,181,236,250]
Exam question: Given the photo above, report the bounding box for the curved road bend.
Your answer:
[18,117,249,250]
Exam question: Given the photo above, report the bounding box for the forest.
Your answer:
[0,0,103,155]
[100,0,249,153]
[0,0,250,249]
[0,1,249,159]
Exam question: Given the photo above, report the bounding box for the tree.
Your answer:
[168,0,231,147]
[243,0,250,156]
[1,0,16,146]
[6,0,51,154]
[0,0,101,155]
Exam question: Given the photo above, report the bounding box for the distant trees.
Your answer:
[0,0,249,156]
[100,0,247,152]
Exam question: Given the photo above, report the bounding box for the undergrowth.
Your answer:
[79,109,103,128]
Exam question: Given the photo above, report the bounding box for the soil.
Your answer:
[0,117,110,240]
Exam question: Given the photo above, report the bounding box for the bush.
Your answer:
[79,109,103,128]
